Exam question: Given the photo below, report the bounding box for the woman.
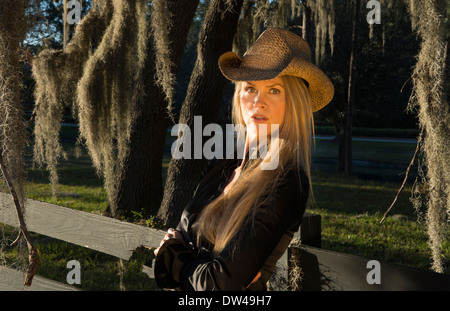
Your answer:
[153,28,334,291]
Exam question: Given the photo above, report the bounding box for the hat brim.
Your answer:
[218,52,334,112]
[218,51,282,81]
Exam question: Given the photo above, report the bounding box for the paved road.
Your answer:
[315,135,417,144]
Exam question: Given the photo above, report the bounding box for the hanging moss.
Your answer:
[309,0,335,65]
[233,0,306,55]
[32,2,113,196]
[232,0,334,66]
[0,0,29,207]
[76,0,147,200]
[151,0,176,116]
[407,0,449,273]
[0,0,34,278]
[32,0,148,203]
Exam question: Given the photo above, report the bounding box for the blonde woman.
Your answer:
[154,28,334,291]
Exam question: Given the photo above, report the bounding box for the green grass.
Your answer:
[25,167,107,214]
[307,171,445,271]
[34,237,157,291]
[1,127,448,290]
[1,228,158,290]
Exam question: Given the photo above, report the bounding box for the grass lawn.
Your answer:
[1,128,448,290]
[309,171,436,271]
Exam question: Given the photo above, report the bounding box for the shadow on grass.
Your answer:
[26,166,103,188]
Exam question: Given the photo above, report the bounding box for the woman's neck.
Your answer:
[224,135,253,194]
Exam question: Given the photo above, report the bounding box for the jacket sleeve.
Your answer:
[154,169,309,291]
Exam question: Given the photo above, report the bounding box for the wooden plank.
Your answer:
[286,245,450,291]
[0,192,166,261]
[0,192,322,288]
[0,267,79,291]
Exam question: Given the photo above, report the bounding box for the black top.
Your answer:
[154,157,309,291]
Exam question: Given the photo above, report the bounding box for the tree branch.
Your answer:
[0,149,40,287]
[380,129,424,224]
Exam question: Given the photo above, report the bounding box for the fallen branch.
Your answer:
[380,129,424,224]
[0,149,40,287]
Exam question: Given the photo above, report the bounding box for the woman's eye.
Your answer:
[269,88,281,94]
[246,87,257,93]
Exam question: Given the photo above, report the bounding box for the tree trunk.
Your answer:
[106,0,199,219]
[336,125,345,172]
[302,0,313,57]
[158,0,244,228]
[0,0,28,207]
[338,0,360,173]
[0,0,39,286]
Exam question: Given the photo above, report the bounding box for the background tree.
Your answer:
[0,1,29,206]
[107,0,199,218]
[342,0,361,173]
[0,0,41,287]
[301,0,313,48]
[315,0,419,171]
[157,0,245,227]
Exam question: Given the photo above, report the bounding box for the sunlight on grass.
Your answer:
[25,182,108,214]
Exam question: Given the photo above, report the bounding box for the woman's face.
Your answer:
[239,76,286,141]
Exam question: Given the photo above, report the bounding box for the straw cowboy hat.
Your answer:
[218,28,334,112]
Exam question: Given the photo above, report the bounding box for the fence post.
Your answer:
[269,212,322,290]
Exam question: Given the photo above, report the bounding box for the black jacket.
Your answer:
[154,157,309,291]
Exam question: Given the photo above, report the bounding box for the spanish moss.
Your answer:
[150,0,176,117]
[309,0,335,65]
[32,0,148,204]
[32,2,113,196]
[407,0,449,273]
[0,0,29,208]
[76,0,147,200]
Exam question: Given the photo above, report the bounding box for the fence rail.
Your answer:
[1,192,449,291]
[0,266,79,291]
[0,192,320,290]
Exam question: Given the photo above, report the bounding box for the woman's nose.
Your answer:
[253,93,266,108]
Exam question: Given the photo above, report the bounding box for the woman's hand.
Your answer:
[154,228,183,256]
[154,228,262,289]
[247,271,261,288]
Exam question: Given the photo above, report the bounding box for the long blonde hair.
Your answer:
[196,75,314,254]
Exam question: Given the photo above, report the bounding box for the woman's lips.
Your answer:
[250,114,268,123]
